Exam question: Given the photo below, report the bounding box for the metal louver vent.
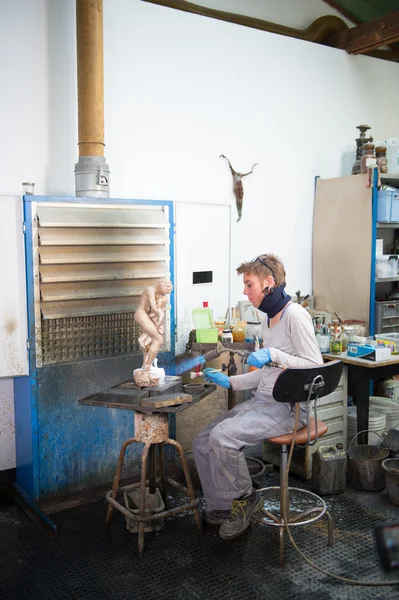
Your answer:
[33,202,171,366]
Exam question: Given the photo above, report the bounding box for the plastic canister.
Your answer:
[316,333,330,353]
[311,443,347,495]
[385,138,399,174]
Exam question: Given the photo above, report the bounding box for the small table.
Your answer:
[323,351,399,445]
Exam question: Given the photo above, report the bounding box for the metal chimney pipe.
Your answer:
[75,0,110,197]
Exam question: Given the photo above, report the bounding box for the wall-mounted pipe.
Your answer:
[75,0,110,197]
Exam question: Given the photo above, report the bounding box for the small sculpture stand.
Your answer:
[105,409,200,557]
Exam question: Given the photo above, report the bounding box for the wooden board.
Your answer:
[140,393,193,408]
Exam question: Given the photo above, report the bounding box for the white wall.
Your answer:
[1,0,399,469]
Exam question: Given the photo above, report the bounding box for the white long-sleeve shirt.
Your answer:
[230,303,323,402]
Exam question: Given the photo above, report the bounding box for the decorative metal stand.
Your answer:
[105,411,200,557]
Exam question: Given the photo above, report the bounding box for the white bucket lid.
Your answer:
[347,408,386,421]
[370,396,399,413]
[370,395,399,405]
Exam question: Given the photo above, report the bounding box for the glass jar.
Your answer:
[221,329,233,343]
[214,321,225,339]
[232,321,246,342]
[343,325,355,344]
[360,143,375,174]
[375,146,388,174]
[245,321,263,343]
[329,322,345,354]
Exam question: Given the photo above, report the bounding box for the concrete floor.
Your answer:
[1,355,398,599]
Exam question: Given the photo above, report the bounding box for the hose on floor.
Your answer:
[281,404,399,587]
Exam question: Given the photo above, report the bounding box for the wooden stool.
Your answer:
[105,411,200,557]
[254,361,343,566]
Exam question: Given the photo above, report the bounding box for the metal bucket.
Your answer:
[347,431,389,491]
[382,458,399,506]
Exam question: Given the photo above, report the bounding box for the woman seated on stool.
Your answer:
[192,254,322,541]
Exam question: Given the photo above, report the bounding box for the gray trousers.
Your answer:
[192,395,306,510]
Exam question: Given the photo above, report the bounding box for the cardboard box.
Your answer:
[347,343,392,362]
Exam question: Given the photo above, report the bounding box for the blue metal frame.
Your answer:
[14,195,176,510]
[369,170,379,336]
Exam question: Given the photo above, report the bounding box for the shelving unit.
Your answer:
[375,174,399,333]
[312,173,399,336]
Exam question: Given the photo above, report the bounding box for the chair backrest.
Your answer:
[272,360,343,404]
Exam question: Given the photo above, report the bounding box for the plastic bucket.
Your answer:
[347,408,386,446]
[382,458,399,505]
[347,431,389,491]
[369,397,399,432]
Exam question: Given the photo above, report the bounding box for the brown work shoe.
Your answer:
[219,490,263,540]
[202,508,230,525]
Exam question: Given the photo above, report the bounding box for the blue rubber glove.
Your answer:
[202,368,230,388]
[247,348,271,368]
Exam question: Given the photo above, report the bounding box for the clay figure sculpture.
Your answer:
[220,155,258,222]
[133,278,173,387]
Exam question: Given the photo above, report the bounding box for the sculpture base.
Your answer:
[133,367,165,388]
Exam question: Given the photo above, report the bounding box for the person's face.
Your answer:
[243,272,268,307]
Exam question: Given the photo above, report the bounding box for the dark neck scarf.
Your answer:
[257,283,291,319]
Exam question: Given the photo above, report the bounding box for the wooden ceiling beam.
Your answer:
[328,11,399,54]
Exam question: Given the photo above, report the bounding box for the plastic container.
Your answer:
[382,459,399,505]
[385,138,399,174]
[377,189,399,223]
[369,396,399,432]
[376,255,398,278]
[316,333,330,353]
[311,443,347,495]
[375,332,399,354]
[347,407,386,446]
[376,378,399,401]
[347,432,389,491]
[192,308,218,343]
[124,487,165,533]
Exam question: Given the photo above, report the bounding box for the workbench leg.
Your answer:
[106,437,138,527]
[352,374,370,446]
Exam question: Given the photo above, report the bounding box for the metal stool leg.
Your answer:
[325,510,334,547]
[166,438,201,532]
[106,436,138,527]
[279,528,285,567]
[138,442,151,558]
[149,445,157,494]
[158,444,167,509]
[279,444,288,567]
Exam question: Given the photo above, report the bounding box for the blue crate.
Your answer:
[377,189,399,222]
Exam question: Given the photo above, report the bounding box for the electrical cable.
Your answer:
[281,403,399,587]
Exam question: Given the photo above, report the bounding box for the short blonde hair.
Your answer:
[236,254,286,287]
